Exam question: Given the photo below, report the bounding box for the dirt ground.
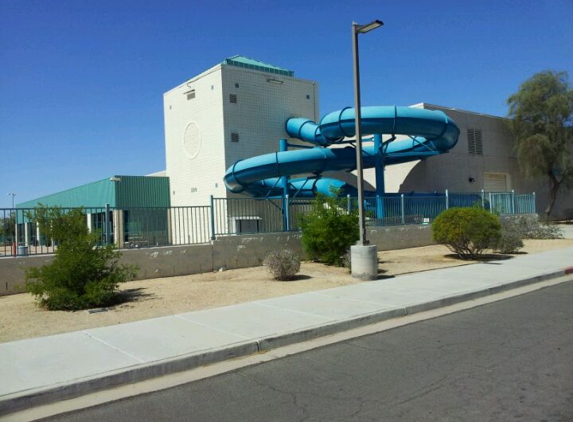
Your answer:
[1,239,572,343]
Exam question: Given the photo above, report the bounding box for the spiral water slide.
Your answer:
[224,106,460,197]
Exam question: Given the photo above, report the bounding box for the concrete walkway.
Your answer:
[1,245,573,416]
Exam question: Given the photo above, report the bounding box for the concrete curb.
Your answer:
[0,268,568,416]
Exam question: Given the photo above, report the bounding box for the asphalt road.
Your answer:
[41,281,573,422]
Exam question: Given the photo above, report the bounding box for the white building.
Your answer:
[164,56,319,207]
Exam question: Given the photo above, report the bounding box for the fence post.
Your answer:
[209,196,216,241]
[532,192,536,214]
[284,195,290,232]
[511,189,516,214]
[445,189,449,210]
[481,189,485,209]
[104,203,110,245]
[400,194,405,225]
[347,194,351,214]
[489,192,493,213]
[13,208,18,256]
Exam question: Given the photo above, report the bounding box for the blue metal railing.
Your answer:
[0,190,536,256]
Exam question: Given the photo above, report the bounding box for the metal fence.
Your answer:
[0,206,109,258]
[0,190,536,257]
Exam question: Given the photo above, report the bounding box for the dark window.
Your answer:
[231,132,239,142]
[230,94,238,103]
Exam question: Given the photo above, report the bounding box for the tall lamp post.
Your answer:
[7,192,16,209]
[350,19,383,280]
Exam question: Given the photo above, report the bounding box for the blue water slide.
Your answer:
[224,106,460,196]
[239,177,358,198]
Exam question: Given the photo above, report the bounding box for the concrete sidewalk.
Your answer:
[1,246,573,416]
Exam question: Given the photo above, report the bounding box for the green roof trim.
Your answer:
[222,55,294,77]
[17,176,170,209]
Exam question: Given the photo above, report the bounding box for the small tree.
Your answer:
[432,207,501,260]
[25,206,138,310]
[507,70,573,217]
[299,194,358,266]
[0,214,15,244]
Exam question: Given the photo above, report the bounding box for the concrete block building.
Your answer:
[379,103,572,218]
[164,56,319,207]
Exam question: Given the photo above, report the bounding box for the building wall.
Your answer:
[220,65,319,171]
[164,66,227,207]
[383,103,573,218]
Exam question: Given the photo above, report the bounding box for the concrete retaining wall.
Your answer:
[369,225,434,250]
[0,227,431,296]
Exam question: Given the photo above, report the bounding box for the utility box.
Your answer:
[230,217,261,234]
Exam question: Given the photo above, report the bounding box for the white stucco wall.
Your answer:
[220,65,319,169]
[164,66,227,207]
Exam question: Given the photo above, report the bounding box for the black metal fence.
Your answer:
[0,190,536,257]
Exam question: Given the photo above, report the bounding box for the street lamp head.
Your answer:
[7,192,16,209]
[355,19,384,34]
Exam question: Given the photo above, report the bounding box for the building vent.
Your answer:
[231,132,239,142]
[467,128,483,155]
[230,94,238,104]
[185,90,196,100]
[484,173,508,192]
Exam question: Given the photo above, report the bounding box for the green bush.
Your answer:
[299,194,358,266]
[432,207,502,260]
[263,249,301,281]
[25,207,138,310]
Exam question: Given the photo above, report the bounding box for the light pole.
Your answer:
[7,193,16,209]
[352,19,383,245]
[350,19,383,280]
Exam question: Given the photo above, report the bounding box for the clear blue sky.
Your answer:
[1,0,572,207]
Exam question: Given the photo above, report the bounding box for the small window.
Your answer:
[467,128,483,155]
[235,83,240,88]
[306,94,310,99]
[185,90,196,100]
[230,94,238,103]
[231,132,239,142]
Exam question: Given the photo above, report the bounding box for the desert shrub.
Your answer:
[495,218,524,254]
[517,217,563,239]
[299,194,359,266]
[25,206,138,310]
[432,207,502,260]
[263,249,301,281]
[508,215,563,239]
